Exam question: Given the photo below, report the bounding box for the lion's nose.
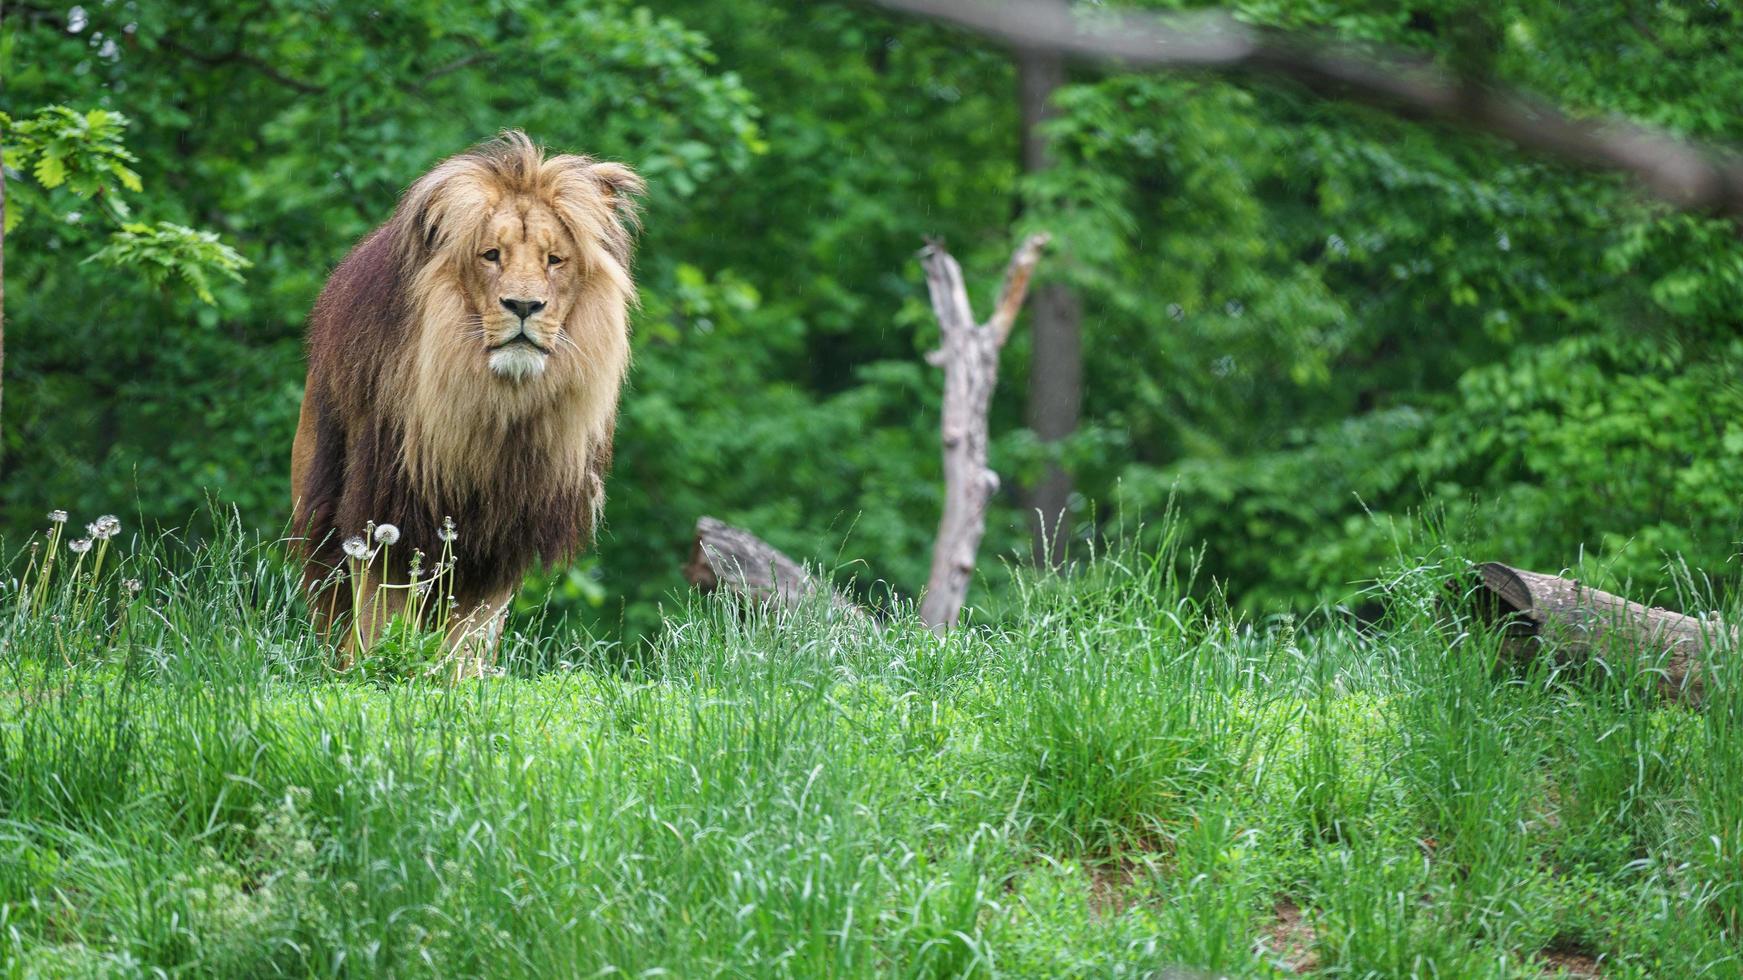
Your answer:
[501,297,546,320]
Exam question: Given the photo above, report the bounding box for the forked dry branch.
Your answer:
[918,233,1050,631]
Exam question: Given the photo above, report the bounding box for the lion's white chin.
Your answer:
[488,346,548,381]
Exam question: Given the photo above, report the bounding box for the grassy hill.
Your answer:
[2,522,1739,977]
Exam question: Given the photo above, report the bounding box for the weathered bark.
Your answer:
[874,0,1743,220]
[683,516,859,615]
[1467,562,1729,703]
[1017,42,1081,570]
[918,234,1049,631]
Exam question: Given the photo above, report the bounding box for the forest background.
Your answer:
[7,0,1742,636]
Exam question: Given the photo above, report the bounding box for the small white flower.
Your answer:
[69,538,93,555]
[48,510,69,524]
[124,578,143,595]
[373,523,400,546]
[342,536,371,561]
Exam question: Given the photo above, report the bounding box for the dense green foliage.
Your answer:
[3,105,250,303]
[6,1,1743,630]
[4,524,1742,974]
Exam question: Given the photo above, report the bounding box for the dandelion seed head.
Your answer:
[373,523,401,546]
[439,516,458,543]
[69,538,93,555]
[48,510,68,524]
[124,578,143,595]
[91,515,121,540]
[342,536,371,561]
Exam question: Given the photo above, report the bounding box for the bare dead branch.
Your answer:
[919,234,1050,631]
[986,232,1051,347]
[872,0,1743,218]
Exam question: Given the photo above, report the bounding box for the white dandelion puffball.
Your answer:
[91,515,121,540]
[439,516,458,543]
[48,510,69,524]
[342,536,371,561]
[69,538,93,555]
[374,523,401,546]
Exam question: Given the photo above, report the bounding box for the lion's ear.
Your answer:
[588,161,645,224]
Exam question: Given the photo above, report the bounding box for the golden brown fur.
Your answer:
[291,131,642,648]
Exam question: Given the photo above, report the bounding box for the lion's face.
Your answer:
[394,144,642,393]
[463,201,583,381]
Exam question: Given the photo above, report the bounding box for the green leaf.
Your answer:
[32,152,66,189]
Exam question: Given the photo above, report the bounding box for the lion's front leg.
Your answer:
[440,589,515,680]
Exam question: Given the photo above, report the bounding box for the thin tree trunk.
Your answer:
[1,114,7,459]
[1017,44,1081,569]
[919,234,1049,631]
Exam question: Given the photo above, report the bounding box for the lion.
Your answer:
[290,131,643,663]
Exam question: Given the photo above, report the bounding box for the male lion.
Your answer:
[291,131,642,658]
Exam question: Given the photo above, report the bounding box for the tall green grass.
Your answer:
[1,514,1740,976]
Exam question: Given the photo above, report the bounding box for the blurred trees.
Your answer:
[5,1,1743,632]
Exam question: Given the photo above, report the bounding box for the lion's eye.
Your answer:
[547,254,565,267]
[481,248,500,262]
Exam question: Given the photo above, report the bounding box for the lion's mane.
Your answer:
[292,131,642,614]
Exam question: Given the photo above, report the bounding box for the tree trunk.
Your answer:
[683,516,860,616]
[919,234,1049,631]
[1,120,7,460]
[1466,562,1728,704]
[1017,43,1081,569]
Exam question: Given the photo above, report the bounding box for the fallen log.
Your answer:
[1467,561,1732,703]
[682,516,860,616]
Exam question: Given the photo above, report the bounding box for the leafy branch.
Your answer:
[2,106,250,303]
[85,224,250,305]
